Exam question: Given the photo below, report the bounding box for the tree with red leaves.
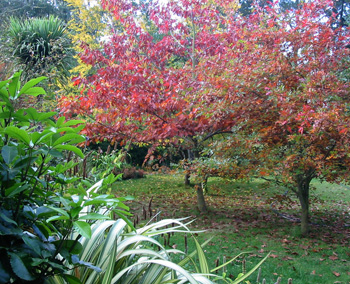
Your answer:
[60,0,350,233]
[193,0,350,235]
[60,0,241,212]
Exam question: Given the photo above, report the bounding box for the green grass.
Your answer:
[113,172,350,284]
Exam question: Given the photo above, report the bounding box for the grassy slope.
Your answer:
[113,172,350,284]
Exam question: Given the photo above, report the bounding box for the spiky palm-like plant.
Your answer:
[8,16,75,97]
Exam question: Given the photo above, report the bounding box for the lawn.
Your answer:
[113,172,350,284]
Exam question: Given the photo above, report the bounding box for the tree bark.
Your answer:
[184,173,190,186]
[296,172,313,236]
[196,185,208,213]
[185,147,208,212]
[300,199,309,236]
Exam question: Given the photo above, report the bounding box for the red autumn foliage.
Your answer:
[60,0,350,234]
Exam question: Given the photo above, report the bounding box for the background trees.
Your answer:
[0,0,71,20]
[195,0,350,235]
[61,0,350,235]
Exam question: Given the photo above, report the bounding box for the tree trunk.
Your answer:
[296,173,313,236]
[184,173,190,186]
[196,185,208,213]
[185,147,208,212]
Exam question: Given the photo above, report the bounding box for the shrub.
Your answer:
[0,72,130,283]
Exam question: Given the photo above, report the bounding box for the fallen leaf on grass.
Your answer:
[269,254,278,258]
[282,238,291,244]
[282,256,293,261]
[332,271,341,277]
[311,270,316,275]
[329,255,339,261]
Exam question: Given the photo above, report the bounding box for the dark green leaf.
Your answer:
[63,274,82,284]
[13,156,37,170]
[9,252,35,281]
[48,148,63,158]
[6,183,30,197]
[0,261,10,284]
[1,145,18,164]
[57,126,82,133]
[114,211,135,231]
[22,235,42,256]
[52,240,83,255]
[70,207,82,219]
[22,108,40,120]
[37,112,56,121]
[32,223,51,240]
[31,131,55,145]
[0,212,17,225]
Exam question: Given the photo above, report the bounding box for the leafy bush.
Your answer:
[0,72,130,283]
[86,148,144,182]
[87,147,123,180]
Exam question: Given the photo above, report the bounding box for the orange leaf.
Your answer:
[332,271,341,277]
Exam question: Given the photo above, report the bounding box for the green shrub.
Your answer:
[0,72,130,283]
